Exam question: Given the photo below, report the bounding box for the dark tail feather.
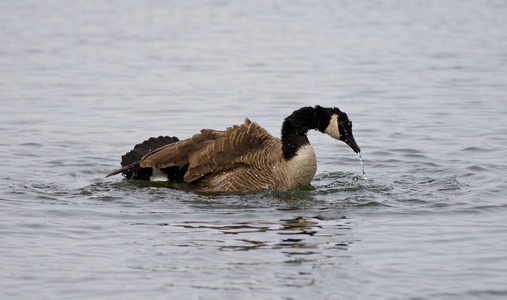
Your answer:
[105,161,140,178]
[106,136,180,180]
[121,136,179,167]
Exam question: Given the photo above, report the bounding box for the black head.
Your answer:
[281,105,361,160]
[317,106,361,154]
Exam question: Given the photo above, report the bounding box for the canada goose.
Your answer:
[106,105,360,192]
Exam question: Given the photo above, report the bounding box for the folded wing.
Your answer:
[138,118,279,183]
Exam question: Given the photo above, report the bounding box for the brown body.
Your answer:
[137,118,316,192]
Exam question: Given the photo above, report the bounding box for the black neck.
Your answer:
[281,106,330,160]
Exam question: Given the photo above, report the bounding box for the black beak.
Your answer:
[344,133,361,154]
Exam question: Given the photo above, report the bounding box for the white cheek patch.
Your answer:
[324,114,341,139]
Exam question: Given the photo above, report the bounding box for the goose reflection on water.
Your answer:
[171,216,354,255]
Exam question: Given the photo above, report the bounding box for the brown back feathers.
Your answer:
[137,118,283,191]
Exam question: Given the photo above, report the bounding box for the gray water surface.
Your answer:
[2,1,507,299]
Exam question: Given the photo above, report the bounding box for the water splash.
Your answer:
[358,153,368,181]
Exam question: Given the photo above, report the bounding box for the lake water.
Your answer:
[1,1,507,299]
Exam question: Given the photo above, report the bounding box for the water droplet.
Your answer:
[358,153,368,181]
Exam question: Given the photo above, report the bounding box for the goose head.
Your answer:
[321,107,361,154]
[281,105,361,160]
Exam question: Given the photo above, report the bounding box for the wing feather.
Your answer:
[133,118,279,185]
